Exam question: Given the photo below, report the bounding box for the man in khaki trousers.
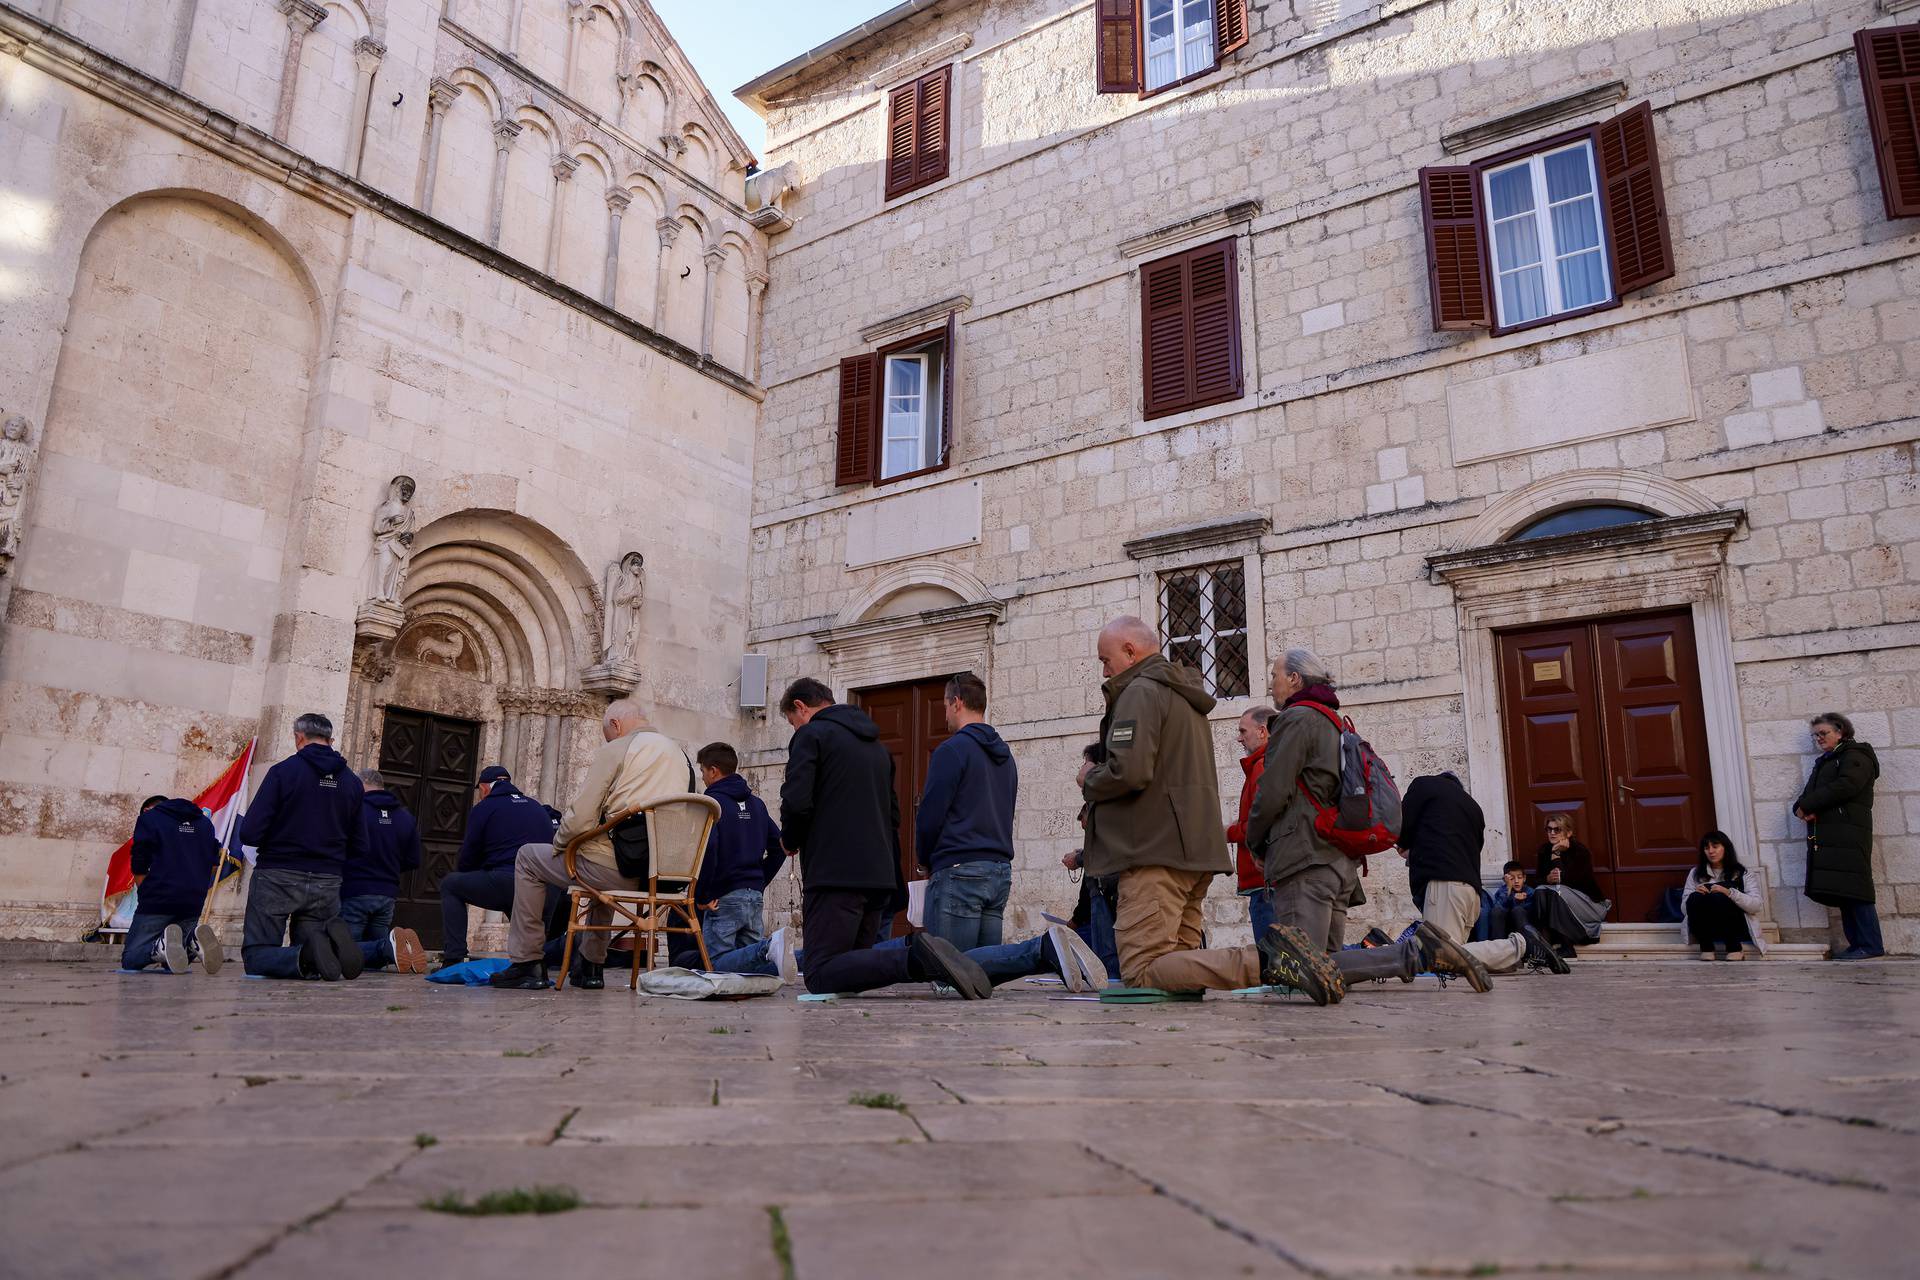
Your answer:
[488,698,692,990]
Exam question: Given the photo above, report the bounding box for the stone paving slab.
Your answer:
[0,959,1914,1278]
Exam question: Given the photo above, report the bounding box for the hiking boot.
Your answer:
[300,928,342,981]
[766,927,799,985]
[389,928,427,974]
[1046,924,1108,993]
[1258,923,1344,1007]
[571,958,605,990]
[323,918,364,980]
[488,960,550,989]
[1521,925,1569,974]
[909,933,991,1000]
[157,924,189,975]
[1414,921,1491,993]
[192,923,223,975]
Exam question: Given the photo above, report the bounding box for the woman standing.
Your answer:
[1681,831,1765,959]
[1795,712,1884,960]
[1529,814,1608,956]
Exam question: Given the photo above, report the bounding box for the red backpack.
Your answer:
[1292,702,1402,861]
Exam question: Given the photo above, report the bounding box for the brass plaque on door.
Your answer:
[1532,659,1563,683]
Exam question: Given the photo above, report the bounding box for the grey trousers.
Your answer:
[1269,861,1414,984]
[1422,879,1527,972]
[508,842,639,964]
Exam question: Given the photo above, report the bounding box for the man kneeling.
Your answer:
[490,698,692,990]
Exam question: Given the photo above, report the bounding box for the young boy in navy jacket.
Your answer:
[686,742,786,967]
[339,769,428,973]
[122,795,224,974]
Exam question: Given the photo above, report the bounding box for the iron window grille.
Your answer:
[1159,560,1249,698]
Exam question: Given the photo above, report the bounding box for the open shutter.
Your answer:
[1595,101,1675,295]
[1856,24,1920,219]
[939,310,956,467]
[835,354,878,486]
[883,81,919,200]
[1186,239,1242,406]
[1096,0,1142,94]
[915,66,952,189]
[1418,166,1491,331]
[1216,0,1249,57]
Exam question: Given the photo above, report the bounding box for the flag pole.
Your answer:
[199,738,257,919]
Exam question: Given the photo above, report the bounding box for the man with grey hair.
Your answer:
[1247,650,1494,995]
[238,712,370,981]
[490,698,695,989]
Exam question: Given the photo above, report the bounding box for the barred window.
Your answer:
[1159,560,1249,698]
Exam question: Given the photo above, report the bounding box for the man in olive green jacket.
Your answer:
[1081,617,1340,1005]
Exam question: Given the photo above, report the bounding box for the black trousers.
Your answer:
[1686,892,1754,950]
[802,888,915,995]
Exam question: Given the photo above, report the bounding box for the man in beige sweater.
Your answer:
[490,698,694,990]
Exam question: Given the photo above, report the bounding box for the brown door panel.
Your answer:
[854,676,956,936]
[378,707,480,948]
[1497,624,1611,886]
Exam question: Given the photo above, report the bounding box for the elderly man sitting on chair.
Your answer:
[490,698,693,990]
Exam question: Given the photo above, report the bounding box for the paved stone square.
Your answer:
[1,959,1915,1279]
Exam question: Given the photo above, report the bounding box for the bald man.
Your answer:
[1079,617,1341,1006]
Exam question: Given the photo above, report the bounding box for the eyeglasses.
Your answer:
[1545,825,1566,834]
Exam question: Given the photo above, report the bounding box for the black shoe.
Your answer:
[1555,944,1577,959]
[323,918,365,980]
[1521,925,1569,974]
[1362,926,1394,948]
[488,960,551,989]
[908,933,991,1000]
[571,959,605,990]
[300,928,342,981]
[1258,923,1344,1006]
[1414,921,1492,993]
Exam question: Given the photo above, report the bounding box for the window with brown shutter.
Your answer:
[835,354,877,486]
[1097,0,1249,97]
[1096,0,1141,93]
[1594,102,1675,294]
[1857,23,1920,219]
[1418,167,1492,330]
[835,325,957,488]
[883,65,952,201]
[1140,238,1244,421]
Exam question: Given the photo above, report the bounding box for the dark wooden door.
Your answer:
[377,707,480,946]
[855,677,954,933]
[1496,610,1714,923]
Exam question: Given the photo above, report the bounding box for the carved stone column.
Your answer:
[745,270,769,382]
[272,0,328,143]
[653,216,681,331]
[346,37,385,178]
[505,0,527,57]
[699,244,726,360]
[343,643,396,768]
[419,78,462,211]
[544,155,579,276]
[601,187,631,308]
[563,0,588,97]
[487,118,523,248]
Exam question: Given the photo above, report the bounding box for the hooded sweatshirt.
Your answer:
[457,782,557,873]
[237,743,366,877]
[129,798,222,915]
[1081,654,1232,878]
[697,772,786,902]
[341,789,423,900]
[780,703,900,892]
[915,722,1018,874]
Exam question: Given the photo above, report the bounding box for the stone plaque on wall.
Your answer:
[844,479,982,569]
[1447,335,1695,465]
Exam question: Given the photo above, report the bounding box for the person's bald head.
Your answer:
[1097,615,1160,678]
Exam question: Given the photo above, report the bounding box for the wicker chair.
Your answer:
[555,793,721,991]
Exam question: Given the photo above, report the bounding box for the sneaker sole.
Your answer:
[1048,925,1103,993]
[160,925,189,975]
[193,924,224,975]
[771,931,799,985]
[390,928,426,974]
[917,934,992,1000]
[1415,922,1492,993]
[1259,923,1345,1007]
[304,932,343,981]
[324,919,365,980]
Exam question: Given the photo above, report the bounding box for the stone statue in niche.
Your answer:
[0,414,37,572]
[368,475,416,602]
[603,552,645,666]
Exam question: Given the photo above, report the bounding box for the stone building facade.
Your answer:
[735,0,1920,953]
[0,0,766,940]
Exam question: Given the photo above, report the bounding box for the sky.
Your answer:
[652,0,897,161]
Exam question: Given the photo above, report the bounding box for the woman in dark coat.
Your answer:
[1795,712,1883,960]
[1529,813,1607,955]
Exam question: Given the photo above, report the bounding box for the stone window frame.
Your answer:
[1119,208,1261,432]
[1125,513,1270,716]
[1480,138,1615,329]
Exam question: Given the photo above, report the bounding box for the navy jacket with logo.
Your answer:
[697,772,786,903]
[130,798,222,915]
[341,789,423,900]
[457,782,556,872]
[236,744,366,876]
[914,723,1018,874]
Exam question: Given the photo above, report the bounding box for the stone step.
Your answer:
[1574,923,1827,961]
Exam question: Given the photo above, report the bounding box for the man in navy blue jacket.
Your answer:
[677,742,787,971]
[338,769,428,973]
[915,671,1019,950]
[438,764,555,967]
[237,713,367,981]
[121,795,223,974]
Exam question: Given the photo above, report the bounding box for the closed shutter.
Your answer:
[1097,0,1142,94]
[1141,238,1243,420]
[835,354,878,486]
[1418,166,1491,331]
[884,81,919,200]
[1594,101,1675,294]
[1216,0,1249,57]
[1857,24,1920,219]
[939,310,956,467]
[915,65,952,189]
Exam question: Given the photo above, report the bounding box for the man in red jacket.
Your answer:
[1225,706,1278,940]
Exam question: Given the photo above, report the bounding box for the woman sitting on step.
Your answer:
[1528,814,1609,957]
[1681,831,1766,960]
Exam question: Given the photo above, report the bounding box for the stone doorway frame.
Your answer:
[810,561,1004,701]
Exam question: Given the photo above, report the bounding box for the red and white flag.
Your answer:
[100,738,256,929]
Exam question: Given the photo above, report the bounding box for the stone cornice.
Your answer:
[1440,80,1628,156]
[1427,510,1745,585]
[497,686,603,716]
[870,34,973,90]
[1123,512,1271,561]
[811,600,1004,654]
[1117,201,1261,260]
[858,294,971,345]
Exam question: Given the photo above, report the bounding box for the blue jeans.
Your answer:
[924,860,1011,950]
[242,868,340,979]
[1243,886,1275,940]
[339,893,397,968]
[439,866,516,962]
[1840,901,1884,954]
[121,908,198,971]
[1082,889,1120,980]
[703,888,765,958]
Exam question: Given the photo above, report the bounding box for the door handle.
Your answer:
[1615,777,1636,801]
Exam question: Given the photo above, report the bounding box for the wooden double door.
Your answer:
[854,677,954,930]
[376,708,480,946]
[1496,610,1715,924]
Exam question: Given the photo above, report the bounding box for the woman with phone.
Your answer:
[1681,831,1765,960]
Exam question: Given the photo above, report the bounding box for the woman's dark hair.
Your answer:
[1695,829,1746,889]
[1810,711,1855,741]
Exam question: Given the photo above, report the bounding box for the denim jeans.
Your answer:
[1082,888,1120,981]
[964,935,1055,986]
[703,888,765,959]
[338,893,397,968]
[438,866,516,962]
[1840,901,1884,954]
[924,859,1012,950]
[242,868,340,979]
[1243,886,1275,941]
[121,908,198,971]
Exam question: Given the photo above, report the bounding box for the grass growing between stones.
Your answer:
[422,1185,581,1216]
[848,1091,906,1112]
[765,1206,795,1280]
